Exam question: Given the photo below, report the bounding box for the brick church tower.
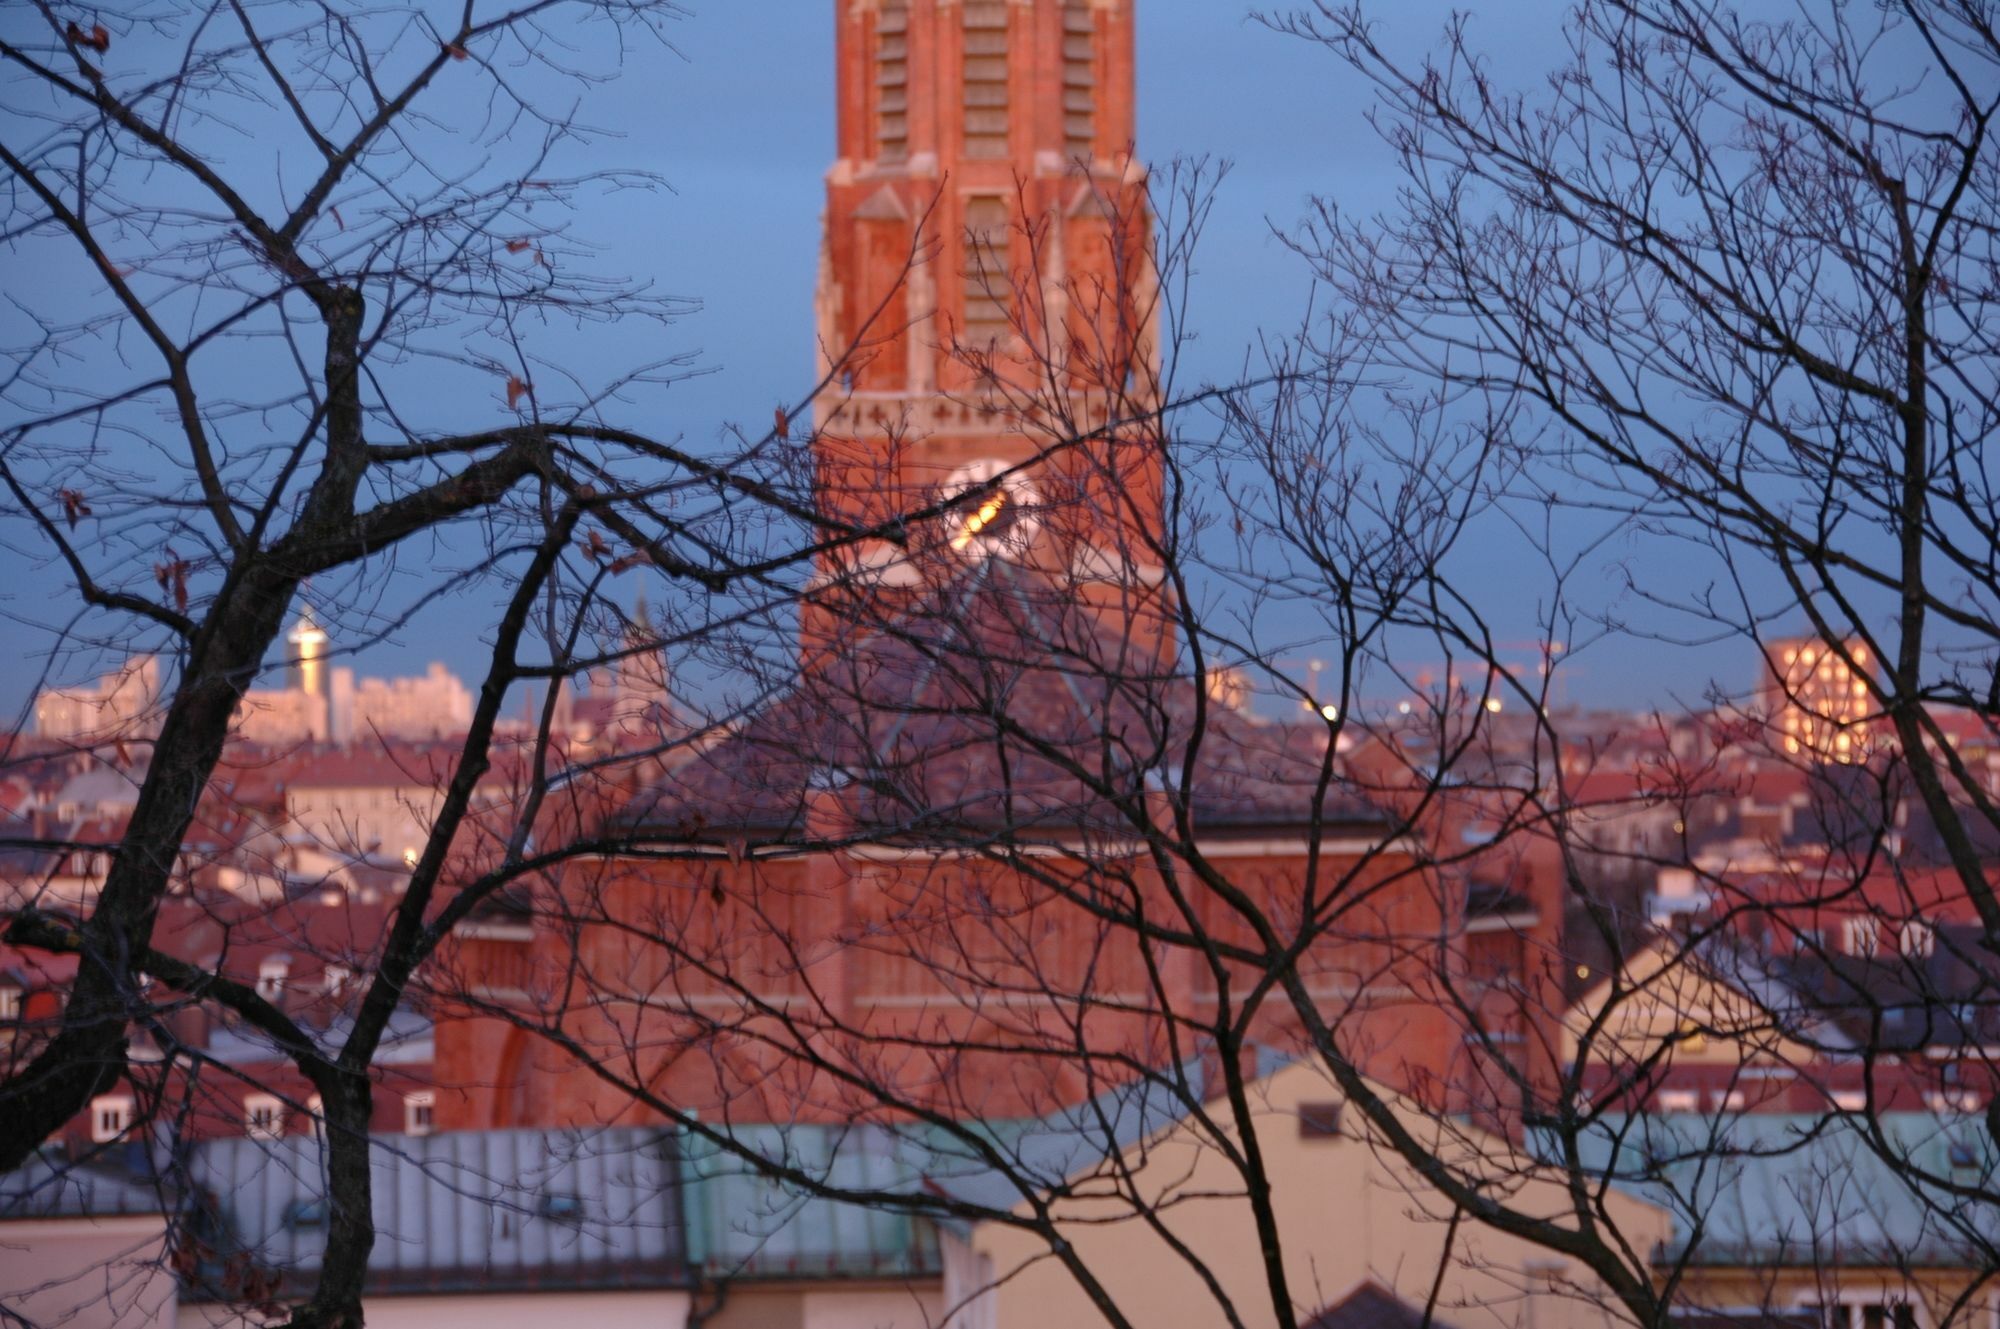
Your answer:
[805,0,1166,650]
[431,3,1508,1137]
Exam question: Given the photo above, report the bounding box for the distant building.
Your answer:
[32,655,161,744]
[36,611,480,748]
[338,662,474,745]
[1761,637,1877,763]
[609,592,672,739]
[234,682,329,747]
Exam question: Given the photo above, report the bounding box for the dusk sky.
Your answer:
[3,0,1755,720]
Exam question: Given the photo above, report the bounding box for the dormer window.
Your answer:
[403,1090,436,1137]
[244,1093,286,1140]
[91,1094,133,1143]
[1842,916,1881,957]
[256,957,291,1003]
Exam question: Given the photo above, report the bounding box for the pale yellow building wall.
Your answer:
[802,1285,944,1329]
[967,1061,1669,1329]
[0,1215,179,1329]
[1561,941,1820,1070]
[177,1288,692,1329]
[699,1283,942,1329]
[1670,1266,1999,1329]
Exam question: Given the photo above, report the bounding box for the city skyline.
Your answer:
[0,0,1782,724]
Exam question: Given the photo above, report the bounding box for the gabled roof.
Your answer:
[1572,1112,2000,1268]
[1304,1280,1468,1329]
[184,1128,687,1298]
[623,561,1390,846]
[0,1149,168,1220]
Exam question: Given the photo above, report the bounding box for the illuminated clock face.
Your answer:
[942,458,1040,560]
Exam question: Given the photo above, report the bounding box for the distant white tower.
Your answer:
[611,591,671,737]
[286,605,332,742]
[287,605,330,698]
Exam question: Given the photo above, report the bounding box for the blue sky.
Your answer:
[4,0,1763,719]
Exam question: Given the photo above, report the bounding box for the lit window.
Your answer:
[91,1094,134,1143]
[306,1094,325,1139]
[1831,1090,1867,1111]
[0,987,20,1021]
[1711,1089,1746,1111]
[1899,920,1937,959]
[1843,916,1881,957]
[1657,1089,1699,1112]
[244,1093,286,1140]
[323,964,352,997]
[403,1090,436,1138]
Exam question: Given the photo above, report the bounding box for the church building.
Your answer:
[432,1,1538,1134]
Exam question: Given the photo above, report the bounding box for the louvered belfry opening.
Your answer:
[961,193,1013,347]
[1063,1,1096,161]
[961,2,1010,158]
[875,2,909,162]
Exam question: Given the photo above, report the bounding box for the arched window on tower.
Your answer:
[962,3,1010,158]
[875,2,908,161]
[1063,1,1097,162]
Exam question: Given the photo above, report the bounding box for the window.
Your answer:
[961,3,1010,158]
[244,1093,286,1140]
[91,1094,133,1143]
[875,1,909,161]
[1899,920,1937,959]
[306,1093,325,1139]
[539,1191,583,1223]
[323,964,352,998]
[1929,1089,1983,1114]
[1822,1302,1920,1329]
[404,1090,436,1137]
[1062,1,1096,159]
[1658,1089,1700,1112]
[0,986,20,1021]
[962,194,1013,347]
[1711,1089,1747,1111]
[256,956,290,1002]
[1296,1101,1341,1138]
[1842,916,1880,957]
[1831,1090,1867,1111]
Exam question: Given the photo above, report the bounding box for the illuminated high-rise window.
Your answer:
[962,4,1010,158]
[1764,636,1876,763]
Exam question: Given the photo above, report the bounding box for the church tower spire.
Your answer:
[809,0,1164,639]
